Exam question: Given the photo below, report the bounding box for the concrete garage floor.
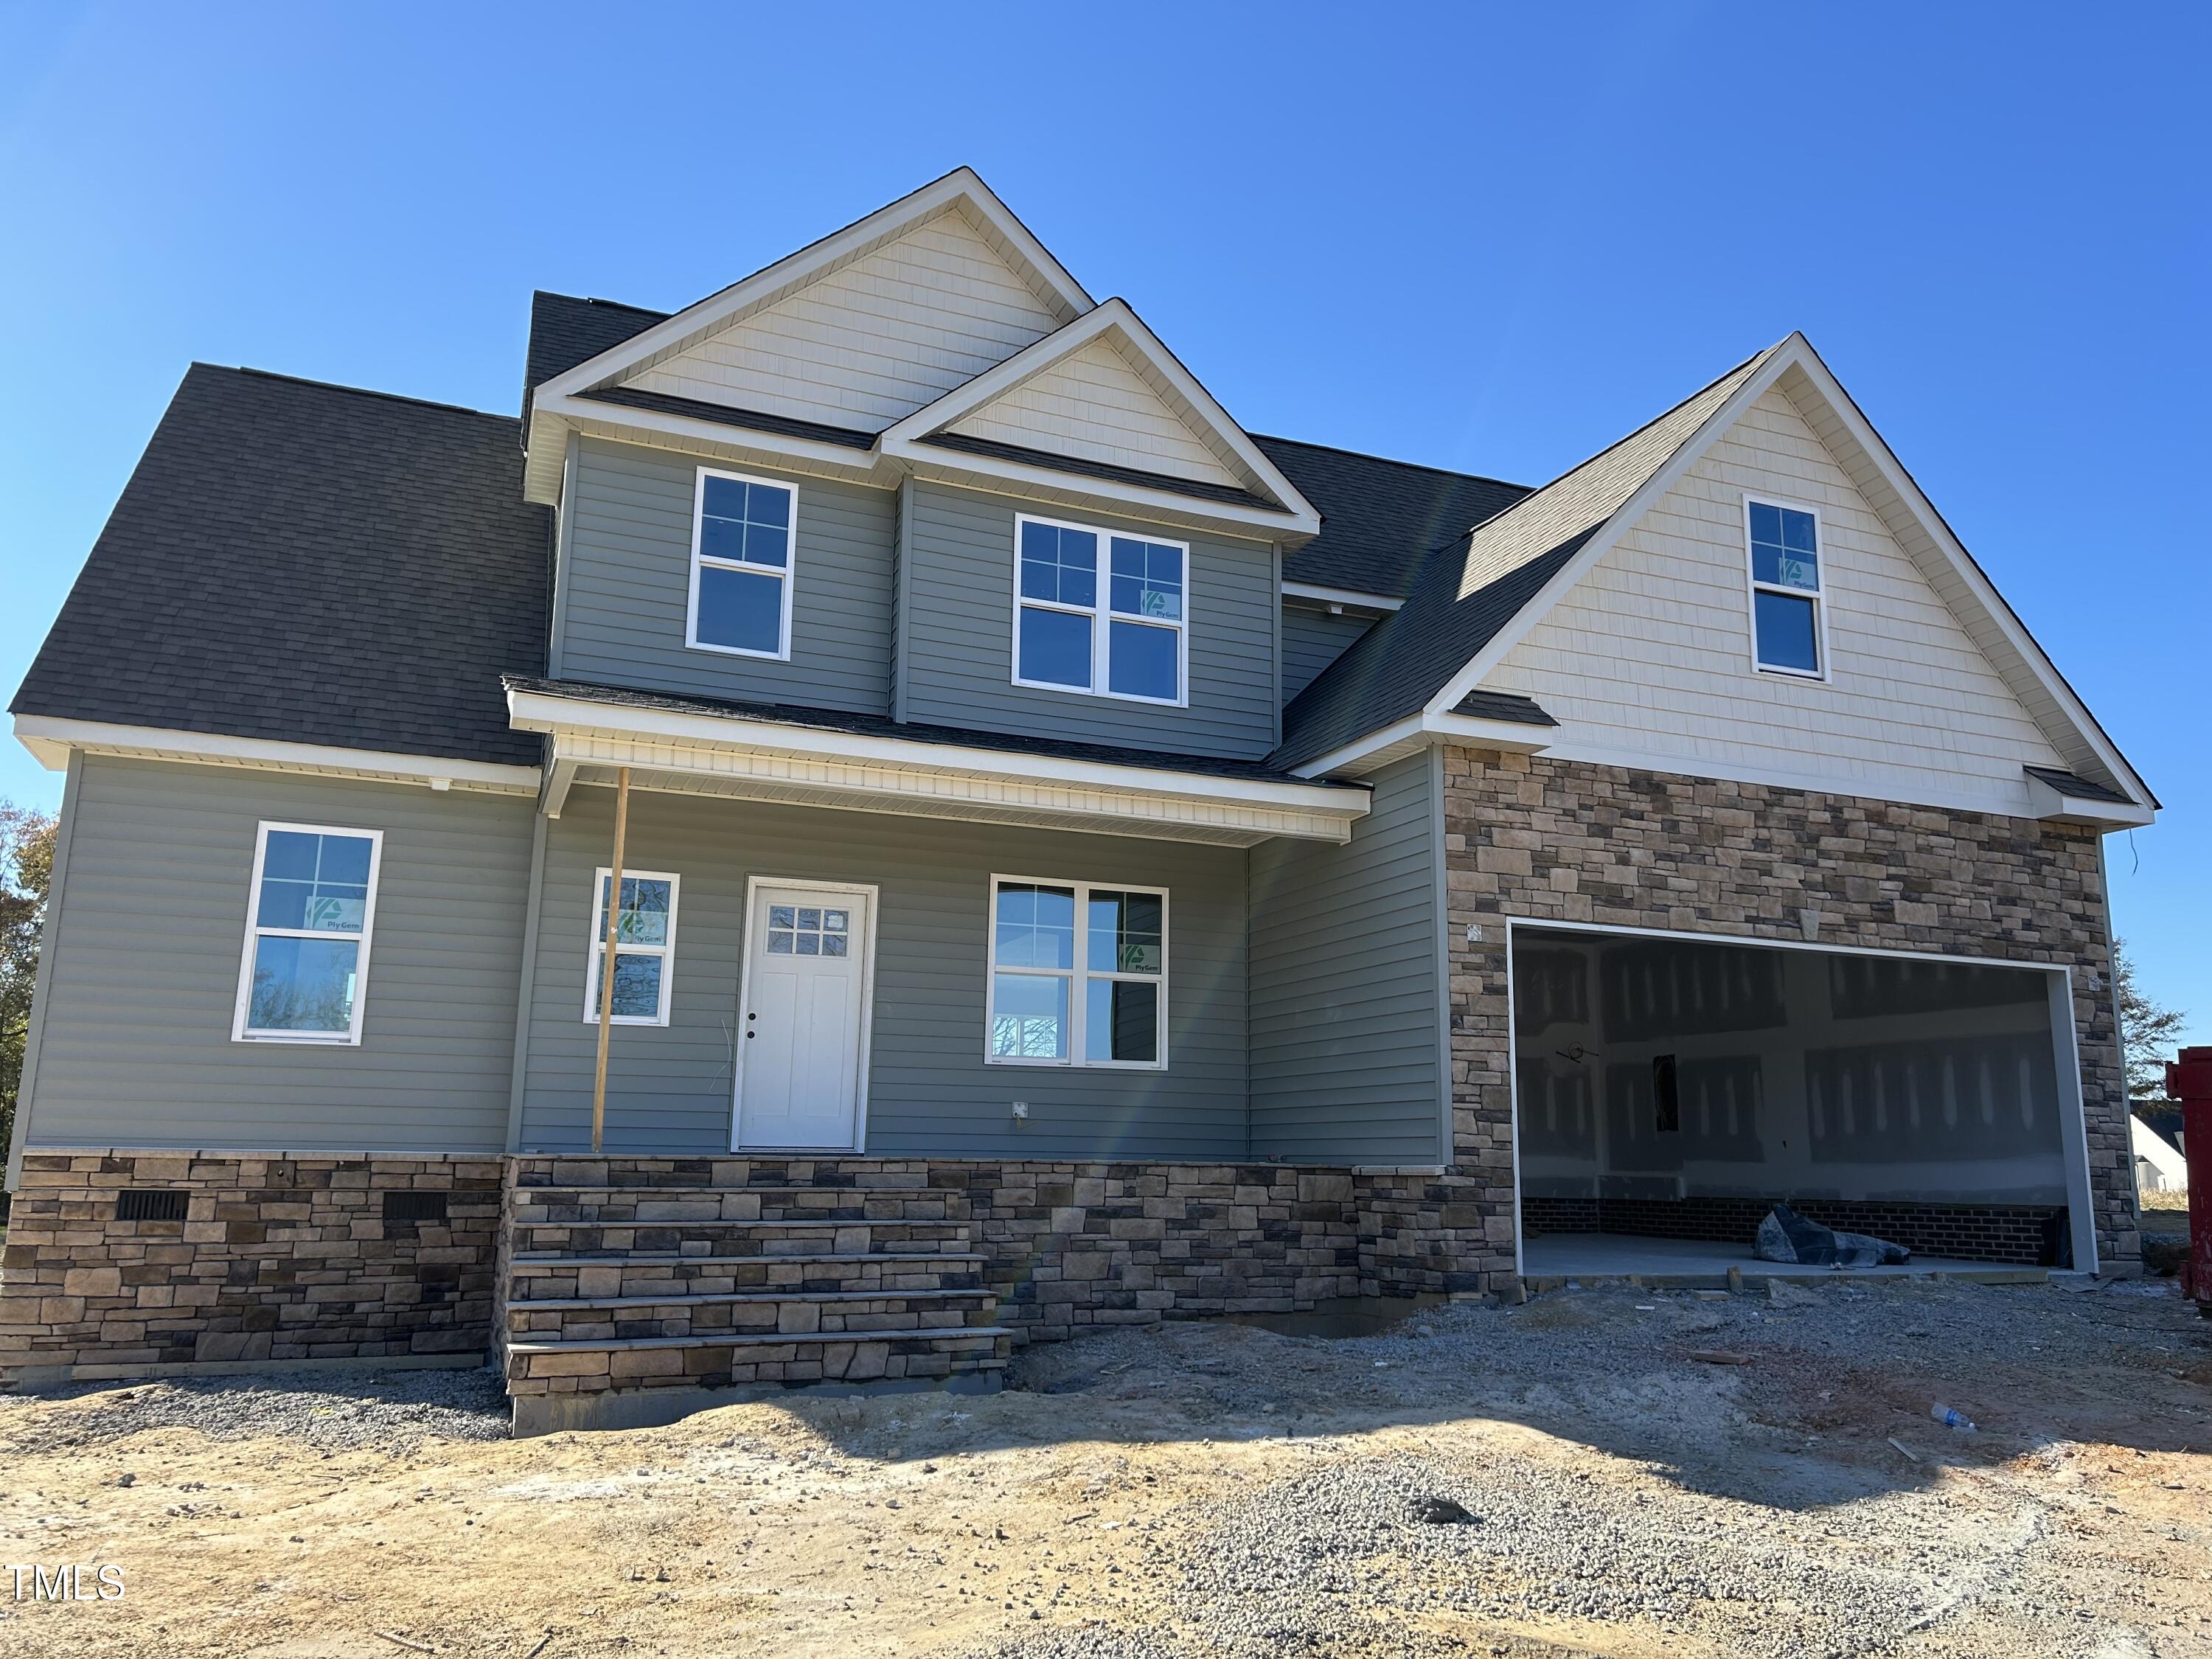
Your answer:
[1523,1231,2042,1288]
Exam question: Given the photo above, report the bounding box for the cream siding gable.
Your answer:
[1480,386,2067,812]
[943,335,1245,490]
[620,209,1064,434]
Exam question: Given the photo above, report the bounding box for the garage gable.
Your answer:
[1439,338,2152,818]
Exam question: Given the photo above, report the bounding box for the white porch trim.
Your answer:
[507,688,1366,846]
[13,715,540,795]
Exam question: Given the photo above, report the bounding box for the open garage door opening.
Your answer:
[1510,923,2097,1279]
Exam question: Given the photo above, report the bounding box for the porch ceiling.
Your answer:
[508,684,1368,847]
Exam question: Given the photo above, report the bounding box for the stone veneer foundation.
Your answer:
[1439,746,2138,1279]
[0,1152,501,1385]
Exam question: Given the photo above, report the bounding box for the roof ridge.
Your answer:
[229,366,518,425]
[533,289,671,319]
[1251,431,1527,491]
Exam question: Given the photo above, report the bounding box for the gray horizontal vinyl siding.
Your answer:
[1248,753,1443,1163]
[556,437,894,713]
[25,756,534,1152]
[899,481,1278,759]
[519,789,1246,1158]
[1281,603,1374,703]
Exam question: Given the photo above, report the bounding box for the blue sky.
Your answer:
[1,4,2205,1039]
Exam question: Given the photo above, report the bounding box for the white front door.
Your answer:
[735,883,872,1150]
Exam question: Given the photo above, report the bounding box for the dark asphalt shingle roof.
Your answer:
[505,675,1360,790]
[2023,765,2132,806]
[1253,435,1529,599]
[580,385,876,450]
[13,366,551,768]
[1269,348,1773,771]
[522,292,667,426]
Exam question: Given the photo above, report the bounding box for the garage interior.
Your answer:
[1510,925,2093,1277]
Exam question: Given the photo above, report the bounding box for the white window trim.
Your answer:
[686,466,798,661]
[1741,491,1834,684]
[984,874,1169,1071]
[231,821,385,1046]
[1009,512,1192,709]
[580,867,682,1027]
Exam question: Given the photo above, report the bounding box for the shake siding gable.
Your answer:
[1480,386,2067,812]
[900,481,1279,759]
[557,437,895,714]
[24,756,534,1154]
[621,209,1064,434]
[944,336,1245,490]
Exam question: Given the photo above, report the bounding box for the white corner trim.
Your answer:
[14,715,541,795]
[529,169,1091,412]
[1281,581,1402,613]
[507,688,1366,845]
[878,299,1321,537]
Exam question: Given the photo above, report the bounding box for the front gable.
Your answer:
[941,335,1246,492]
[618,203,1071,435]
[1477,381,2075,813]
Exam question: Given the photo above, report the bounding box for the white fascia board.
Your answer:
[14,715,540,793]
[879,299,1322,538]
[1423,341,1797,720]
[531,392,891,484]
[507,689,1367,836]
[1292,710,1555,779]
[529,169,1091,414]
[896,451,1306,544]
[1280,581,1402,613]
[2023,772,2155,828]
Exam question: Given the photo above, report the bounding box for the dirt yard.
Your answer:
[0,1274,2206,1659]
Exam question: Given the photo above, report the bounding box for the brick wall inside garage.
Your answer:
[1440,747,2136,1287]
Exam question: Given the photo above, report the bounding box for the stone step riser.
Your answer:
[509,1263,987,1301]
[513,1196,968,1226]
[509,1222,973,1256]
[509,1160,942,1193]
[507,1298,1004,1343]
[509,1329,1012,1395]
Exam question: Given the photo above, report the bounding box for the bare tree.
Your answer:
[0,801,57,1161]
[2114,936,2188,1106]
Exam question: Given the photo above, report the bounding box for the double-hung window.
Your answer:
[582,869,681,1026]
[688,468,796,659]
[1744,496,1828,679]
[1012,514,1187,705]
[233,823,383,1043]
[986,877,1167,1068]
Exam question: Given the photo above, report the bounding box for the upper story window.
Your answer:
[1744,497,1828,680]
[688,469,796,660]
[233,822,383,1044]
[986,876,1167,1068]
[1012,514,1187,706]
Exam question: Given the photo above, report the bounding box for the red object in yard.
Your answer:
[2166,1046,2212,1311]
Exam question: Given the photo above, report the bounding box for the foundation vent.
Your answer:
[382,1191,449,1225]
[114,1189,189,1223]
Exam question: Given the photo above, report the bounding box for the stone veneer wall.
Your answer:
[933,1161,1377,1338]
[0,1152,501,1384]
[1439,747,2137,1284]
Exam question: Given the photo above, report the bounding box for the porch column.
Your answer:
[590,766,633,1153]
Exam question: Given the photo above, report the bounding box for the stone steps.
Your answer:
[498,1168,1008,1418]
[506,1324,1012,1391]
